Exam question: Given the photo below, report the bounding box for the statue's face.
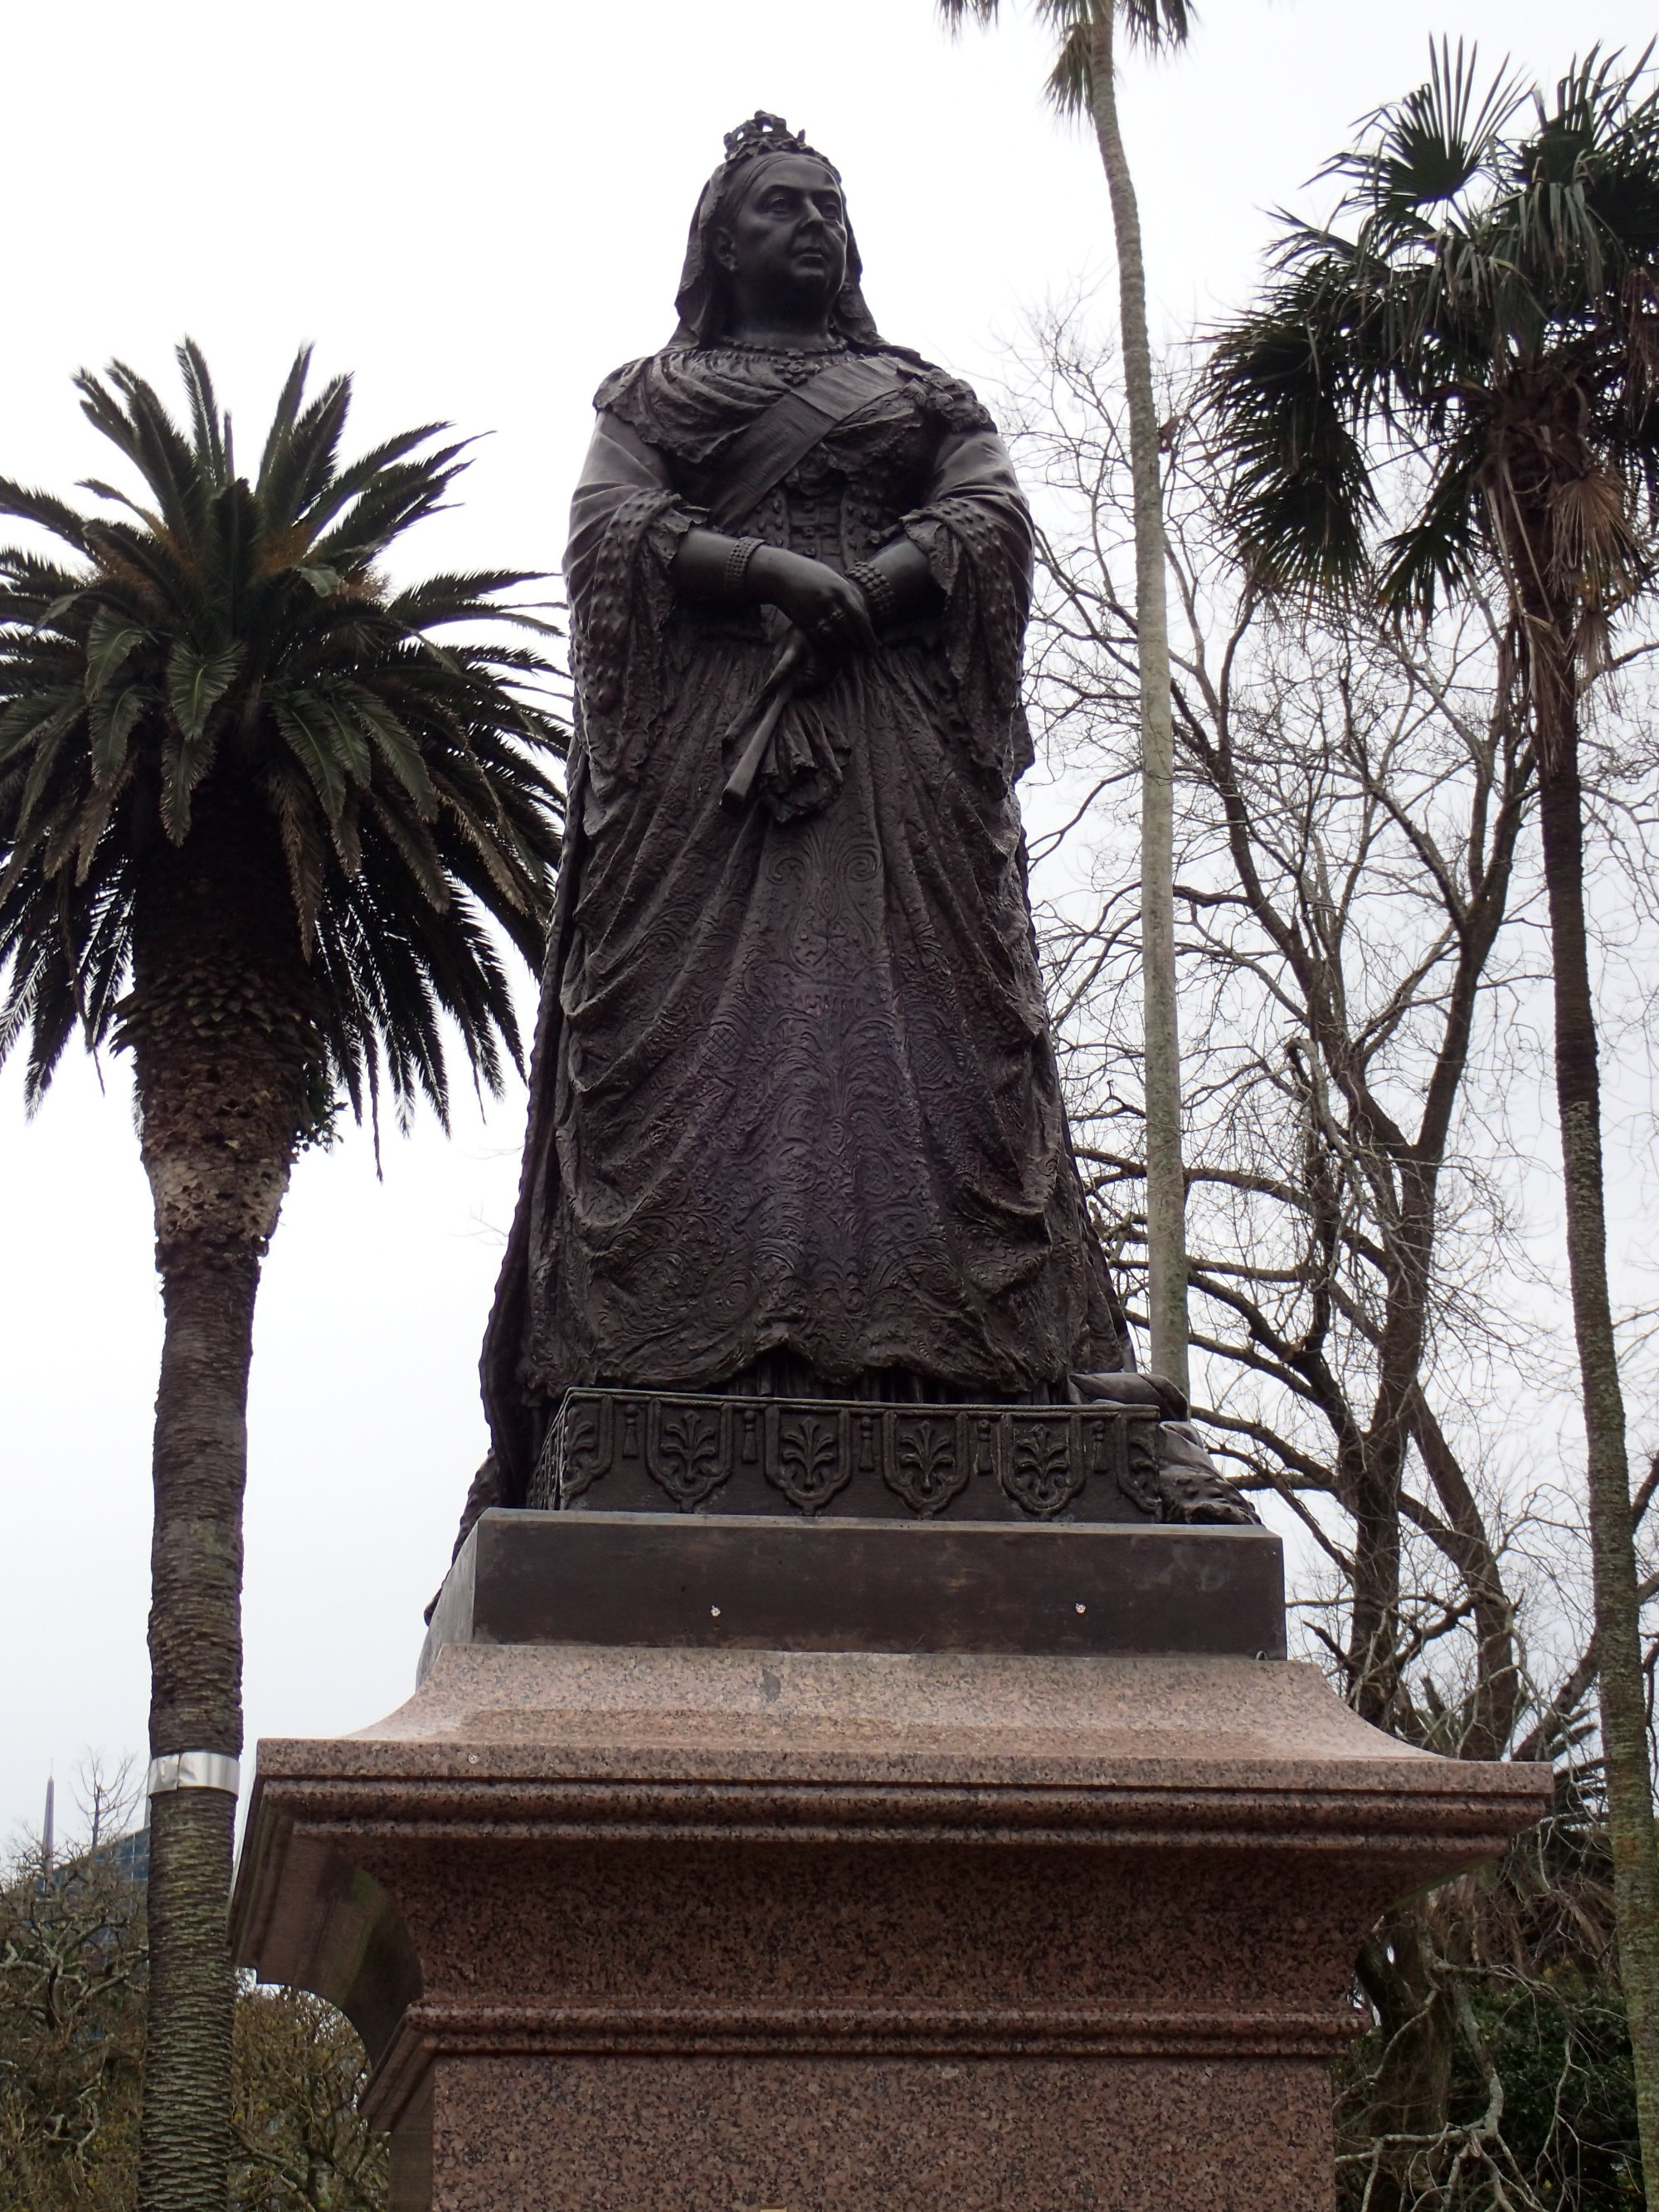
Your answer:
[714,156,848,319]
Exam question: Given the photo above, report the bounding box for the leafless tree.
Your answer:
[0,1756,147,2211]
[231,1987,385,2212]
[0,1758,385,2212]
[1005,313,1659,2204]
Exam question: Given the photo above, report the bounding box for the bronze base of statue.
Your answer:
[418,1508,1287,1674]
[535,1386,1162,1519]
[531,1386,1258,1525]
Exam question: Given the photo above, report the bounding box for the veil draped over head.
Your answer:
[669,110,884,349]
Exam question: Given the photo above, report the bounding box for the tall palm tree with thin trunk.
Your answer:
[0,343,564,2211]
[939,0,1195,1394]
[1205,46,1659,2202]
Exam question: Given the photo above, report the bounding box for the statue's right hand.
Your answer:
[749,546,878,655]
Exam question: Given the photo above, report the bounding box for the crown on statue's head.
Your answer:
[721,111,834,173]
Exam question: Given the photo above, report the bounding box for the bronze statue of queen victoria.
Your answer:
[474,114,1251,1530]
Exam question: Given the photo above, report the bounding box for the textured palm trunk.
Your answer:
[140,1251,260,2212]
[1087,0,1190,1395]
[128,804,310,2212]
[1532,627,1659,2204]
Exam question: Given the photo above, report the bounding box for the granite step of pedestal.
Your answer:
[420,1509,1286,1680]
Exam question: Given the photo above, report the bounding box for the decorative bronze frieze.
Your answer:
[530,1389,1165,1523]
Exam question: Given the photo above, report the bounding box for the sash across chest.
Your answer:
[706,354,903,534]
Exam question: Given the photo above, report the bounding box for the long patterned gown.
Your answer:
[480,341,1126,1495]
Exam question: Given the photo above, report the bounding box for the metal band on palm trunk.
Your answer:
[146,1751,241,1798]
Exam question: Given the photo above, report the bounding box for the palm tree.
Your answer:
[939,0,1195,1393]
[0,343,564,2210]
[1205,45,1659,2199]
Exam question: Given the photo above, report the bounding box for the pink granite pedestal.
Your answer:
[232,1642,1548,2212]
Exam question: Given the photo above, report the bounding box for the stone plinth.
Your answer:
[421,1509,1288,1674]
[232,1597,1548,2212]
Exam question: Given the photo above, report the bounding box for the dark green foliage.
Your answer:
[1207,41,1659,628]
[0,1815,387,2212]
[1336,1961,1642,2210]
[1335,1763,1644,2210]
[0,1829,146,2210]
[1476,1977,1641,2208]
[0,340,565,1127]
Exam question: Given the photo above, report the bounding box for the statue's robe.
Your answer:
[481,343,1126,1495]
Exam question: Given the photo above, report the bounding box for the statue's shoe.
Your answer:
[1070,1370,1261,1525]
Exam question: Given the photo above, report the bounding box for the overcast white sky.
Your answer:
[4,0,1655,1843]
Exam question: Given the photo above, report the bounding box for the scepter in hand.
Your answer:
[722,629,817,809]
[722,562,883,809]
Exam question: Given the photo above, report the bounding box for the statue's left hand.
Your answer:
[750,546,878,656]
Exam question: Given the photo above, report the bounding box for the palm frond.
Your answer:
[1070,0,1191,55]
[1331,41,1526,237]
[0,478,94,553]
[178,339,228,483]
[937,0,1193,114]
[0,343,567,1129]
[75,363,202,543]
[1208,283,1381,598]
[1209,39,1659,672]
[1377,437,1490,620]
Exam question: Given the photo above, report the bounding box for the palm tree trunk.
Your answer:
[128,810,309,2212]
[1087,0,1189,1395]
[1535,657,1659,2201]
[139,1253,260,2212]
